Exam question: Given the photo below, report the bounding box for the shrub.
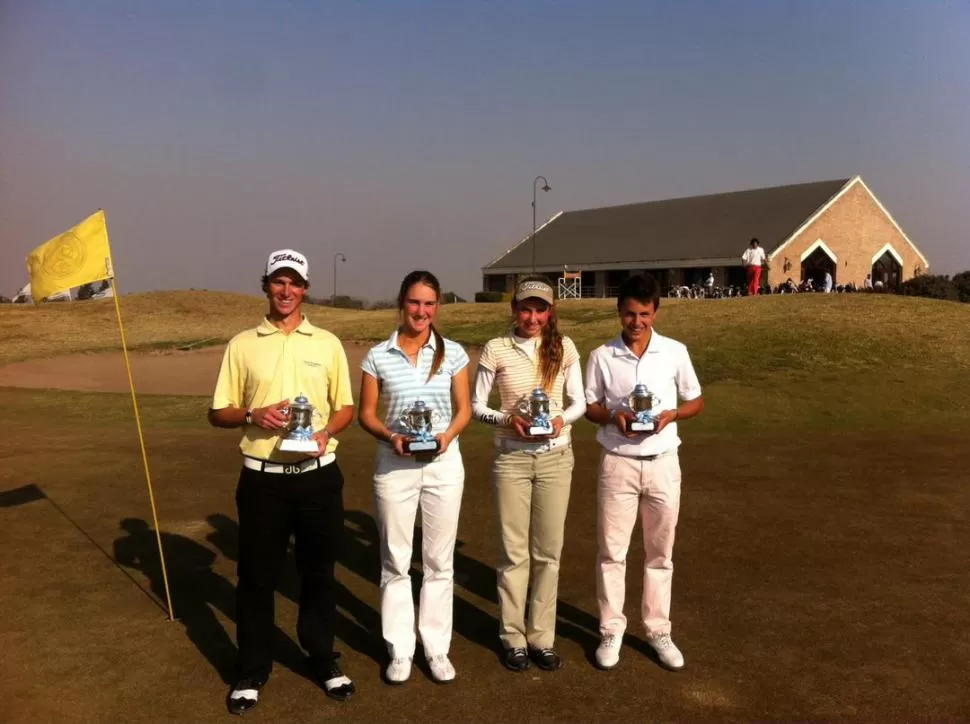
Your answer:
[307,295,366,309]
[475,291,504,303]
[899,274,958,301]
[951,271,970,303]
[369,298,397,310]
[442,291,466,304]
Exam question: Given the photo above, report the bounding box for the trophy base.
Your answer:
[405,439,440,454]
[528,426,553,437]
[280,438,320,453]
[629,421,656,433]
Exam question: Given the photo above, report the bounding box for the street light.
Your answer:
[532,175,551,273]
[332,252,347,306]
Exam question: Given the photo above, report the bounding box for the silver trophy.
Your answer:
[628,383,659,433]
[517,387,553,437]
[399,399,441,454]
[279,394,321,453]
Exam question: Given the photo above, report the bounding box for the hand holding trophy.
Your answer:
[279,394,323,452]
[399,399,442,454]
[628,383,660,433]
[517,387,554,437]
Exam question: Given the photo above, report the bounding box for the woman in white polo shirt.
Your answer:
[471,275,586,672]
[358,270,471,686]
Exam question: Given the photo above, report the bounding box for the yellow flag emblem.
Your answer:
[26,209,113,302]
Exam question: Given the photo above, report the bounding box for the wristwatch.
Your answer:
[244,408,253,425]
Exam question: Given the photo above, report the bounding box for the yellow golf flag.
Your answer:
[26,209,113,302]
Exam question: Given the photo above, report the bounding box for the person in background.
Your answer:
[823,270,833,293]
[584,274,704,673]
[741,238,767,296]
[208,249,356,714]
[471,275,586,673]
[357,270,472,686]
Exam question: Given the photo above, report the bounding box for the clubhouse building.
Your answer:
[481,176,930,297]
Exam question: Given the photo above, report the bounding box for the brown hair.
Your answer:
[398,270,445,382]
[513,274,563,391]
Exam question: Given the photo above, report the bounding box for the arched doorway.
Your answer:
[872,250,902,291]
[801,247,836,288]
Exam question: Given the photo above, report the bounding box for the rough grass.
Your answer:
[3,291,970,380]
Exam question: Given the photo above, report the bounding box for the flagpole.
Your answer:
[103,215,175,622]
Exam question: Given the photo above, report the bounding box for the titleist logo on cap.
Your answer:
[519,281,552,294]
[271,252,306,265]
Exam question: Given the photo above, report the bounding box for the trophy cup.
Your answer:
[628,383,659,433]
[517,387,553,437]
[279,394,321,453]
[399,399,441,454]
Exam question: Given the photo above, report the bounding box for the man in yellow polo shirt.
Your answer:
[208,249,356,714]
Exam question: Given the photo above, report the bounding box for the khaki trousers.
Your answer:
[493,445,574,650]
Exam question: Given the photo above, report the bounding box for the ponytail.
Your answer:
[538,307,564,391]
[427,323,446,382]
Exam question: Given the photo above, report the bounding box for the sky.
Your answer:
[2,0,968,301]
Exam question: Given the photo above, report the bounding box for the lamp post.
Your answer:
[532,175,551,273]
[332,252,347,306]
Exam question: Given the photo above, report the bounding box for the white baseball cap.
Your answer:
[265,249,309,281]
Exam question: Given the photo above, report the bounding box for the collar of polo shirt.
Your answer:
[610,333,659,357]
[257,315,315,336]
[388,329,437,352]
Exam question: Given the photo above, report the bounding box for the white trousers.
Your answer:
[373,443,465,659]
[597,450,682,637]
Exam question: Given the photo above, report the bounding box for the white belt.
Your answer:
[243,453,336,475]
[495,435,571,455]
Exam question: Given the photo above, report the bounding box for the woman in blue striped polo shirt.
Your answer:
[358,270,472,686]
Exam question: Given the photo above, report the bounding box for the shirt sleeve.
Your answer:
[675,345,703,401]
[563,337,580,369]
[361,346,378,378]
[328,338,355,409]
[584,349,606,406]
[450,342,470,376]
[471,364,506,425]
[478,339,497,372]
[560,359,587,425]
[211,340,243,410]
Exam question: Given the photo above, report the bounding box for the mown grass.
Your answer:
[4,292,970,721]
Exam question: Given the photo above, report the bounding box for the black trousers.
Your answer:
[233,461,344,681]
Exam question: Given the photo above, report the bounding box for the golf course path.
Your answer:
[0,342,481,395]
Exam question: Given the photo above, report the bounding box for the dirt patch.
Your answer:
[0,342,481,396]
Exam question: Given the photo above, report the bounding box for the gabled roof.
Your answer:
[483,178,852,271]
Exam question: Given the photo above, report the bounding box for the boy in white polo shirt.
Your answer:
[584,274,704,672]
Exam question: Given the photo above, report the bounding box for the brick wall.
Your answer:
[767,181,928,287]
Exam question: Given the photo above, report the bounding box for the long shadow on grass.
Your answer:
[206,513,385,669]
[341,510,504,664]
[113,518,308,685]
[113,518,240,683]
[212,509,503,664]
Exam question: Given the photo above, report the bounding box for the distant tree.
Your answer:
[899,274,958,301]
[369,298,397,310]
[474,291,504,303]
[0,295,11,303]
[950,271,970,303]
[441,291,466,304]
